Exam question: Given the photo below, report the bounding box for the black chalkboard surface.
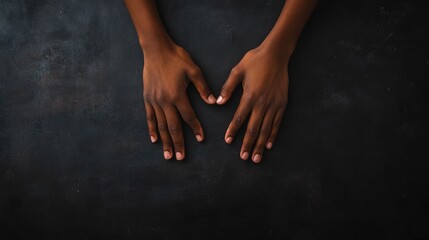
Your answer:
[1,0,428,239]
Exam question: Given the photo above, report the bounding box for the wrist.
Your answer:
[139,28,175,55]
[259,36,295,60]
[258,37,294,63]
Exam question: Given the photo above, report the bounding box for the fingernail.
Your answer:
[150,136,156,143]
[208,95,216,104]
[241,152,249,160]
[196,134,203,142]
[176,152,183,160]
[216,96,223,104]
[266,142,273,149]
[164,151,171,160]
[225,136,233,144]
[253,154,261,163]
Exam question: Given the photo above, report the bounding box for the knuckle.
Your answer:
[176,46,189,57]
[242,92,254,103]
[169,93,180,102]
[143,93,153,102]
[230,66,241,76]
[189,67,201,78]
[155,93,166,104]
[168,124,180,135]
[232,115,243,127]
[221,85,231,95]
[260,127,271,137]
[145,112,155,122]
[158,124,168,132]
[246,127,258,137]
[185,114,198,126]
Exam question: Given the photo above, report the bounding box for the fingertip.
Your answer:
[164,151,172,160]
[216,96,224,104]
[225,136,233,144]
[176,152,184,161]
[252,154,262,163]
[196,134,203,142]
[240,151,249,160]
[266,142,273,149]
[207,95,216,104]
[150,135,157,143]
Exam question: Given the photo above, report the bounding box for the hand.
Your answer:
[217,45,289,164]
[143,42,216,160]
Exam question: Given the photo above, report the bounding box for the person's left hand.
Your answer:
[216,45,290,164]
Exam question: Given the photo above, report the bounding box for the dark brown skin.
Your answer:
[123,0,318,163]
[124,0,216,161]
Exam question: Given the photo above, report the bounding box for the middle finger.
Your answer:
[240,106,266,160]
[163,105,186,161]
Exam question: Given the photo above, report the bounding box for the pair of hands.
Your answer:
[142,40,289,164]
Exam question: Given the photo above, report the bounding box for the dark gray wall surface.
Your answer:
[1,0,428,239]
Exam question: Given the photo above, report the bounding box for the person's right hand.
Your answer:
[142,42,216,161]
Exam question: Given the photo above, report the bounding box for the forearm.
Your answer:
[261,0,319,57]
[123,0,173,51]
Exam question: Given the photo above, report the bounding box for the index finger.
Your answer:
[224,94,252,144]
[175,96,204,142]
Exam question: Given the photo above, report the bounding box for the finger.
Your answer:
[144,101,158,143]
[187,67,216,104]
[175,96,204,142]
[251,109,276,164]
[224,94,252,144]
[163,105,185,161]
[152,104,173,160]
[240,107,266,161]
[266,106,286,150]
[217,66,243,105]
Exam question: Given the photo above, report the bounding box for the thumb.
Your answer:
[217,66,243,105]
[186,67,216,104]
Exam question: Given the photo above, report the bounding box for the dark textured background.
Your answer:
[1,0,428,239]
